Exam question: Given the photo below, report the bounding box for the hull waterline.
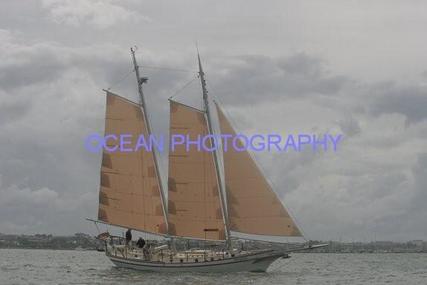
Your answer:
[107,250,285,273]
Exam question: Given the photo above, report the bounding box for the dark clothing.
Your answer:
[125,229,132,245]
[136,238,146,248]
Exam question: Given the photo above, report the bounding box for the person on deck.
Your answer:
[136,237,146,249]
[125,229,132,246]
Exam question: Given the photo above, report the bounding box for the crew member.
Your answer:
[125,229,132,246]
[136,237,146,248]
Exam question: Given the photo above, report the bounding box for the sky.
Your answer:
[0,0,426,242]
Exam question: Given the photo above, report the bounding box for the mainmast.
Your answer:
[198,53,232,249]
[130,47,169,233]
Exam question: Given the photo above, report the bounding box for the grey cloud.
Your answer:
[0,98,31,125]
[0,49,66,91]
[279,53,323,76]
[370,84,427,124]
[368,153,427,240]
[209,54,349,106]
[0,179,95,234]
[40,0,150,29]
[411,153,427,209]
[338,115,361,137]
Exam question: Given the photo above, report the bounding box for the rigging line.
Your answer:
[106,68,135,91]
[141,65,196,73]
[168,76,198,100]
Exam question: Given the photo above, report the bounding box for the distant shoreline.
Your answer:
[1,233,426,253]
[0,248,426,254]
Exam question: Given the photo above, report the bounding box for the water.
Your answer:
[1,249,426,284]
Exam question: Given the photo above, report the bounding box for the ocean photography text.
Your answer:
[85,133,343,153]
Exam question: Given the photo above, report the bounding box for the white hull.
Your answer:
[107,250,285,273]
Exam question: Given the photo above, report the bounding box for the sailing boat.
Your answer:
[90,48,326,272]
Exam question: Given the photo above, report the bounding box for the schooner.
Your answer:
[89,48,326,272]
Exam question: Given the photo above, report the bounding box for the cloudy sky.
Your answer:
[1,0,426,242]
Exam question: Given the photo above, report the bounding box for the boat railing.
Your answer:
[103,235,249,264]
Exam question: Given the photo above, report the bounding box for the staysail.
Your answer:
[168,100,226,240]
[98,91,167,235]
[215,102,302,237]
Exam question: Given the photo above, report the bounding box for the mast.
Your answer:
[198,53,232,249]
[130,47,169,233]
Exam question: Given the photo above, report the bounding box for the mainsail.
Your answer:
[168,100,226,240]
[98,91,167,235]
[215,102,302,237]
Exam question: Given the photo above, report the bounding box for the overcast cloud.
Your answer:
[0,0,426,241]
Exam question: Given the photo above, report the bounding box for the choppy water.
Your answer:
[1,249,426,284]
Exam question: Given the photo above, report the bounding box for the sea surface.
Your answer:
[0,249,426,285]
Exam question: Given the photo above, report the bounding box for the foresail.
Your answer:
[168,101,226,241]
[215,103,302,237]
[98,91,167,235]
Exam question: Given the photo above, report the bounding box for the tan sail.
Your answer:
[168,101,226,240]
[215,103,302,237]
[98,91,167,235]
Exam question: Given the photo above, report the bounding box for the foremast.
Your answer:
[197,53,232,250]
[130,47,169,234]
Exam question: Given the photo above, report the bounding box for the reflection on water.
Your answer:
[1,249,426,285]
